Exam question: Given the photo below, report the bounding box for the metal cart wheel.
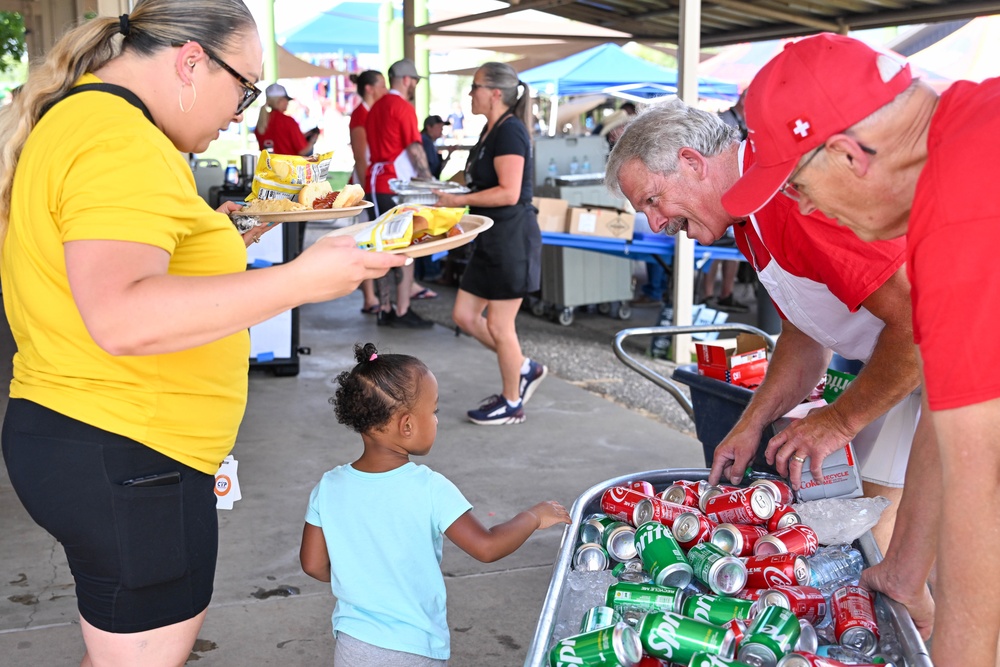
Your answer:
[596,302,612,315]
[614,302,632,320]
[556,307,574,326]
[530,300,548,318]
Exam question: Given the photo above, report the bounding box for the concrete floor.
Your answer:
[0,237,709,666]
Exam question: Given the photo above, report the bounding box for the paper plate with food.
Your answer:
[233,183,371,224]
[322,204,493,258]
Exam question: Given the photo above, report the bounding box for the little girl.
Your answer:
[300,342,570,666]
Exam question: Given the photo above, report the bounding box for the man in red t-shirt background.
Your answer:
[364,59,433,328]
[726,34,1000,665]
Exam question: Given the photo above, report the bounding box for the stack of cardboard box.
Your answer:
[532,197,634,241]
[695,333,769,388]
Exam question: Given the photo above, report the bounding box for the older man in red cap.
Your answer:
[726,33,1000,665]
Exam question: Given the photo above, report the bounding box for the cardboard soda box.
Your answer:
[695,333,769,388]
[771,403,865,500]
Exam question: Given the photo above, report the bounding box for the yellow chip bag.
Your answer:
[246,149,334,202]
[409,206,468,236]
[349,206,415,251]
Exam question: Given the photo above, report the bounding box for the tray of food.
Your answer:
[389,178,469,206]
[526,468,931,667]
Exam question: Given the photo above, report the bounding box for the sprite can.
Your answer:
[606,581,687,615]
[611,559,652,584]
[549,622,642,667]
[689,653,755,667]
[687,542,748,595]
[604,521,639,561]
[581,514,619,545]
[637,611,735,665]
[634,522,693,588]
[737,606,800,667]
[580,606,623,633]
[682,593,755,626]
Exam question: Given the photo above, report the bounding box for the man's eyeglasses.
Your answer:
[779,142,877,203]
[173,41,261,115]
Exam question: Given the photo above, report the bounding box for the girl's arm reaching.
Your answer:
[445,500,570,563]
[300,523,332,582]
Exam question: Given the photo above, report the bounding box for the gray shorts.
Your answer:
[334,632,448,667]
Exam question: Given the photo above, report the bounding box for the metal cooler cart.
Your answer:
[524,468,932,667]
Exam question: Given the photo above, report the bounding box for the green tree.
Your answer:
[0,12,25,74]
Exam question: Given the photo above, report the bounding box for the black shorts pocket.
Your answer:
[110,478,188,589]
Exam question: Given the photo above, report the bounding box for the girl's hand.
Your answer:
[529,501,571,530]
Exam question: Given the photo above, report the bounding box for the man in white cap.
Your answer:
[365,59,434,328]
[254,83,317,157]
[725,33,1000,665]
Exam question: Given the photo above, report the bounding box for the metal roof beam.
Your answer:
[408,0,576,34]
[704,0,845,32]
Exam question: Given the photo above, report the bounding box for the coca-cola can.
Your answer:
[754,524,819,557]
[660,482,702,508]
[776,653,868,667]
[672,511,716,550]
[754,586,828,625]
[749,478,795,505]
[731,587,767,602]
[743,553,810,589]
[711,522,769,557]
[601,486,650,523]
[633,496,691,528]
[767,504,802,533]
[831,585,879,655]
[726,618,748,651]
[698,484,742,513]
[630,480,656,496]
[705,487,776,525]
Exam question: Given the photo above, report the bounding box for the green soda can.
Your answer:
[637,610,736,665]
[688,652,755,666]
[634,521,693,588]
[581,514,619,545]
[611,559,652,584]
[580,605,624,633]
[548,622,643,667]
[606,581,687,615]
[604,521,639,561]
[682,593,755,626]
[687,542,748,595]
[737,606,800,667]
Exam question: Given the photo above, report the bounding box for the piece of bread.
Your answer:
[332,183,365,208]
[298,181,333,208]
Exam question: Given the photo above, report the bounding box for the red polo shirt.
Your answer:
[365,90,420,194]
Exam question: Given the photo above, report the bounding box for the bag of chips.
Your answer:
[246,149,334,202]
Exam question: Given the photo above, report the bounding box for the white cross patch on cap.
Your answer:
[789,118,811,141]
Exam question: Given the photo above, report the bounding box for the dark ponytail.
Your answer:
[332,343,428,434]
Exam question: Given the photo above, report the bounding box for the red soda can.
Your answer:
[698,484,742,513]
[743,553,811,589]
[705,487,775,525]
[601,486,650,523]
[726,618,748,651]
[767,504,802,533]
[660,482,701,508]
[831,585,880,655]
[636,655,669,667]
[671,511,716,550]
[754,524,819,557]
[776,654,880,667]
[749,478,795,505]
[630,480,656,496]
[731,587,767,602]
[710,522,769,557]
[755,585,828,625]
[632,496,692,528]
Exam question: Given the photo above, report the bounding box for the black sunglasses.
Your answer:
[173,42,261,115]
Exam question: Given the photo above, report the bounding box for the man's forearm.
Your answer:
[406,142,432,179]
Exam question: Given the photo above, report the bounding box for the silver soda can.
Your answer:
[573,542,610,571]
[581,513,618,545]
[794,618,819,654]
[580,605,623,633]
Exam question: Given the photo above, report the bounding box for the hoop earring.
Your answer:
[179,80,197,113]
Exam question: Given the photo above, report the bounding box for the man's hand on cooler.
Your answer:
[764,404,855,490]
[709,421,764,486]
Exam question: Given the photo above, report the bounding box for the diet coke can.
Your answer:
[754,586,828,625]
[743,554,811,589]
[602,486,651,524]
[672,511,716,551]
[711,523,769,557]
[749,479,795,506]
[634,496,692,528]
[705,487,776,525]
[767,505,802,533]
[831,585,879,655]
[661,481,702,508]
[698,484,742,513]
[754,524,819,557]
[630,480,656,496]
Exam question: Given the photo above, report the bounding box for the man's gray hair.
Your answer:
[605,98,740,197]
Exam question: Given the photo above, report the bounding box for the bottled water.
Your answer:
[582,155,591,172]
[806,546,864,595]
[817,644,894,665]
[547,157,558,179]
[569,155,579,175]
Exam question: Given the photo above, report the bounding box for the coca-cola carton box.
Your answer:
[696,334,769,388]
[771,401,865,500]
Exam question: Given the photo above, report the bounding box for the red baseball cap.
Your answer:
[722,33,912,217]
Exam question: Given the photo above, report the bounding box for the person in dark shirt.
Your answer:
[420,114,449,179]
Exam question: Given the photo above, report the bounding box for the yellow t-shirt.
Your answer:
[2,74,250,474]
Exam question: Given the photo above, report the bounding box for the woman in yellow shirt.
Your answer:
[0,2,405,665]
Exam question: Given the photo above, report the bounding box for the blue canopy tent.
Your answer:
[520,43,738,101]
[279,2,382,55]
